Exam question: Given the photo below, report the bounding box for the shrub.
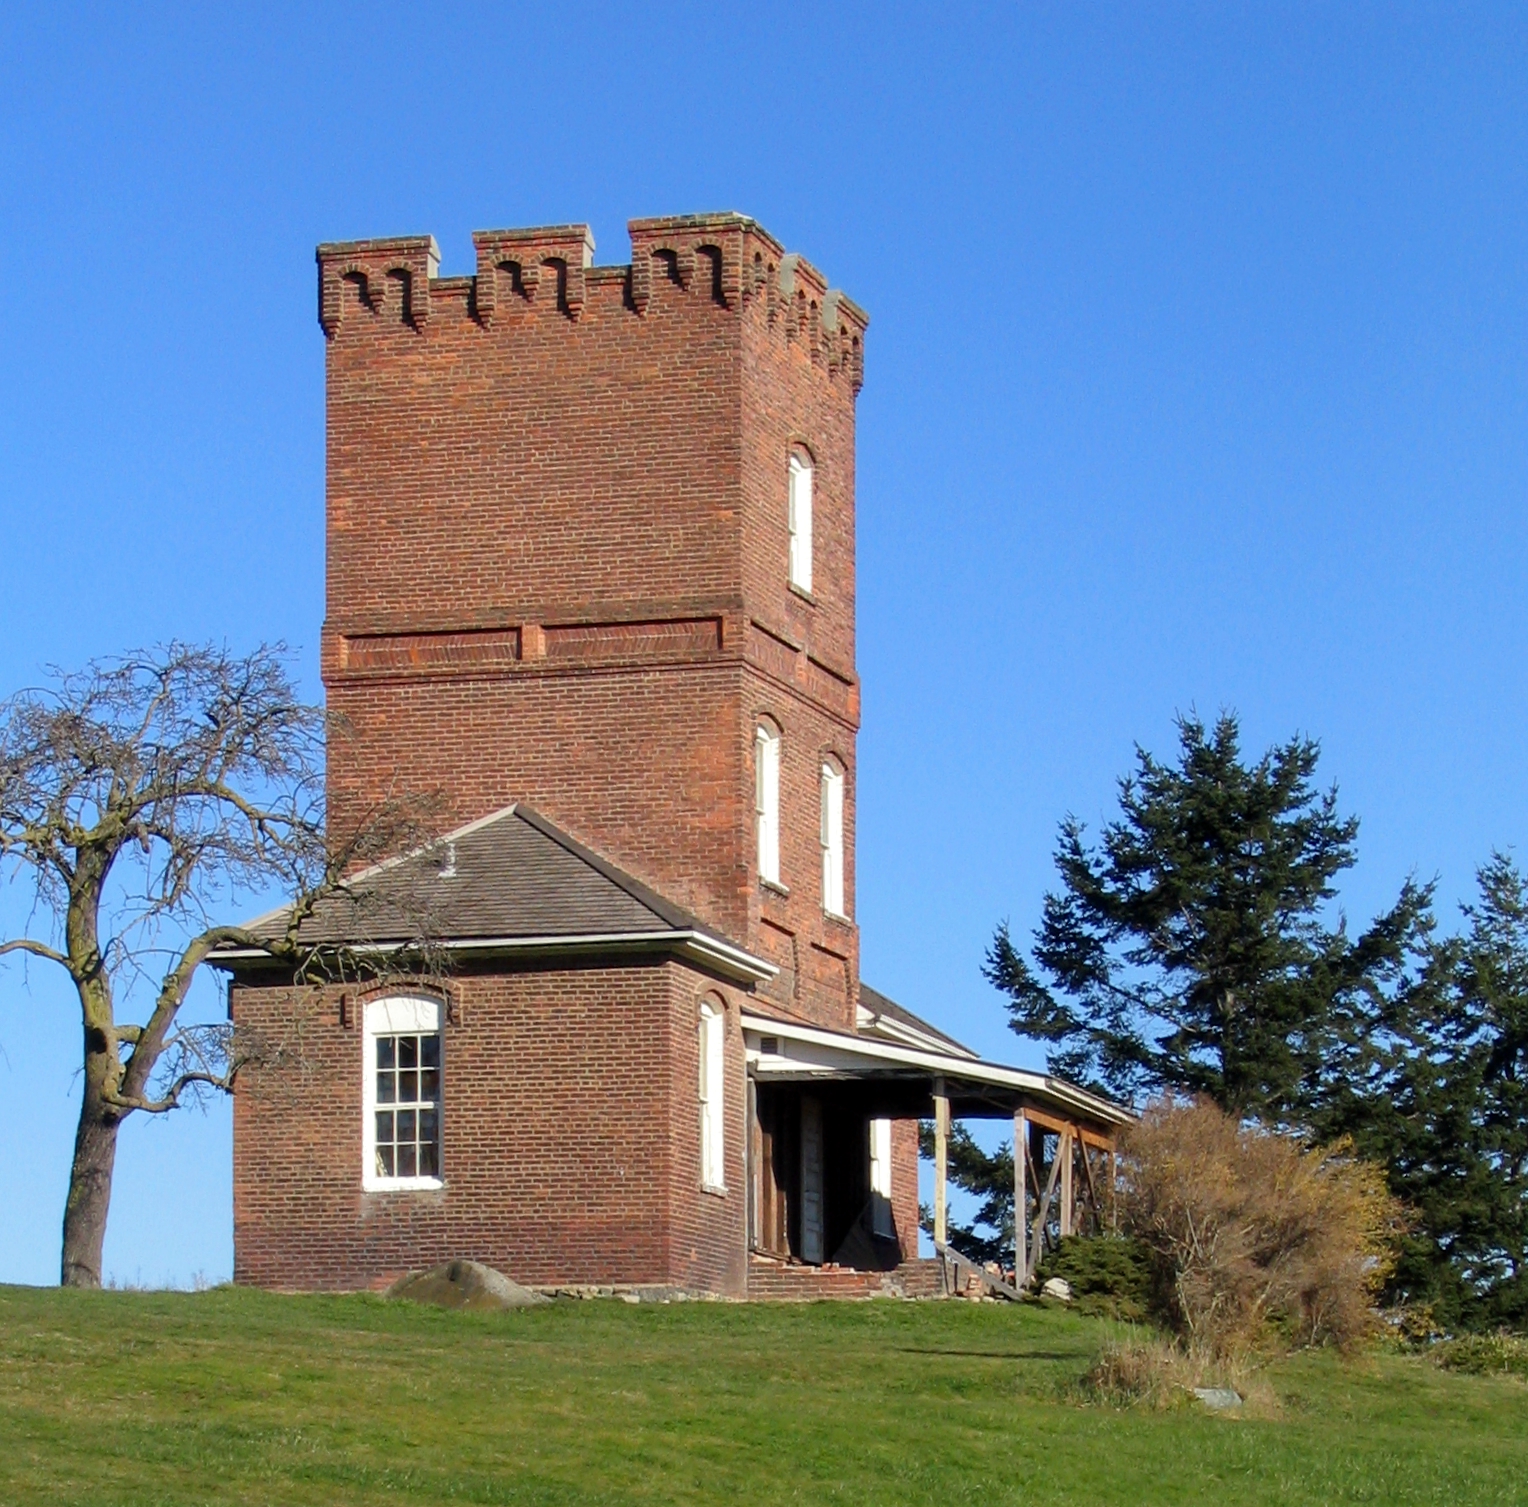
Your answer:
[1082,1338,1199,1408]
[1432,1332,1528,1378]
[1119,1098,1406,1357]
[1079,1337,1265,1410]
[1037,1234,1153,1321]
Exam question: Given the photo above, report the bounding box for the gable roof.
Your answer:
[210,803,775,984]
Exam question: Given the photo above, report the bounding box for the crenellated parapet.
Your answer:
[472,223,597,324]
[628,214,867,392]
[317,235,441,337]
[315,212,868,392]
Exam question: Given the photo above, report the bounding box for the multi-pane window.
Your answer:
[788,453,813,593]
[363,996,443,1190]
[820,761,845,916]
[699,1001,726,1189]
[755,723,781,886]
[373,1033,441,1179]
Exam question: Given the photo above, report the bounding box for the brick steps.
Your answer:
[746,1256,948,1301]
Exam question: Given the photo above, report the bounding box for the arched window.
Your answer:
[820,760,846,917]
[788,452,813,594]
[699,1000,726,1189]
[755,722,781,885]
[362,995,444,1191]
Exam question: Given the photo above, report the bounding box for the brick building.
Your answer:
[217,214,1126,1298]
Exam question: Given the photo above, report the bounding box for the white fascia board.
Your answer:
[209,928,777,986]
[741,1011,1130,1125]
[855,1010,981,1061]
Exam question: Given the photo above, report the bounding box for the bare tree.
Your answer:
[0,644,430,1287]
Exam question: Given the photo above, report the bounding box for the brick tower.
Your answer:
[317,215,868,1029]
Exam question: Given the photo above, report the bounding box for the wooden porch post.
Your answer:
[1059,1130,1074,1239]
[933,1076,949,1248]
[1013,1107,1027,1288]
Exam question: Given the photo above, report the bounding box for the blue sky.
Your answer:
[2,4,1525,1284]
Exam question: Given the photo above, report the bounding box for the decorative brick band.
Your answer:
[333,616,727,684]
[340,627,522,674]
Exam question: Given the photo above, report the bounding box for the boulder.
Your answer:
[1191,1386,1244,1412]
[387,1259,550,1311]
[1041,1276,1074,1302]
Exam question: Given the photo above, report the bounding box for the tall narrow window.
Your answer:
[362,996,443,1191]
[755,723,781,885]
[869,1117,894,1238]
[699,1001,726,1189]
[820,761,845,916]
[788,452,813,594]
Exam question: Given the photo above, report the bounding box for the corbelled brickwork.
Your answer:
[320,213,867,1030]
[232,962,749,1295]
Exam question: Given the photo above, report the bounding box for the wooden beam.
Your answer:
[933,1077,949,1250]
[1029,1134,1064,1278]
[1078,1140,1103,1230]
[1013,1108,1027,1290]
[1059,1131,1075,1239]
[1019,1103,1116,1151]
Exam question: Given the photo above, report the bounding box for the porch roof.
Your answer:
[742,1009,1131,1138]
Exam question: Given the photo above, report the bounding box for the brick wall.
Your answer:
[319,214,867,1030]
[891,1117,922,1262]
[231,959,748,1294]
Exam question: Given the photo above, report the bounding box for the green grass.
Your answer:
[0,1285,1523,1505]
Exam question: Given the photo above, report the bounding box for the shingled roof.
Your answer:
[211,804,775,984]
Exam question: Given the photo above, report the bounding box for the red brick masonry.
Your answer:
[228,214,925,1296]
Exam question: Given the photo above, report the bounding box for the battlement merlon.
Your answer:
[316,213,867,389]
[317,235,440,336]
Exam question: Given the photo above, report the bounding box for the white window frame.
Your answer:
[755,723,781,886]
[699,1001,726,1191]
[869,1117,894,1238]
[788,453,813,594]
[362,995,445,1192]
[820,761,846,918]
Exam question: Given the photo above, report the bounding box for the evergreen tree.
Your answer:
[985,712,1432,1121]
[915,1121,1015,1266]
[1323,855,1528,1329]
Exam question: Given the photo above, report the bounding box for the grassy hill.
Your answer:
[0,1284,1523,1505]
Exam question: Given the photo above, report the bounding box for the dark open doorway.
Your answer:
[749,1082,903,1270]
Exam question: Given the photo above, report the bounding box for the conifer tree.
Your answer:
[985,713,1432,1121]
[1322,855,1528,1328]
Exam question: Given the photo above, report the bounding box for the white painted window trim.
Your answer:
[699,1001,727,1192]
[362,994,445,1193]
[869,1117,894,1238]
[820,761,846,918]
[788,453,813,594]
[755,724,781,886]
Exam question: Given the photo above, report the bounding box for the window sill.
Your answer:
[761,877,790,898]
[362,1176,445,1194]
[701,1182,729,1199]
[788,582,817,605]
[823,909,853,926]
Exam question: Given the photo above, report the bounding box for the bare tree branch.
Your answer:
[0,642,441,1287]
[0,936,71,970]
